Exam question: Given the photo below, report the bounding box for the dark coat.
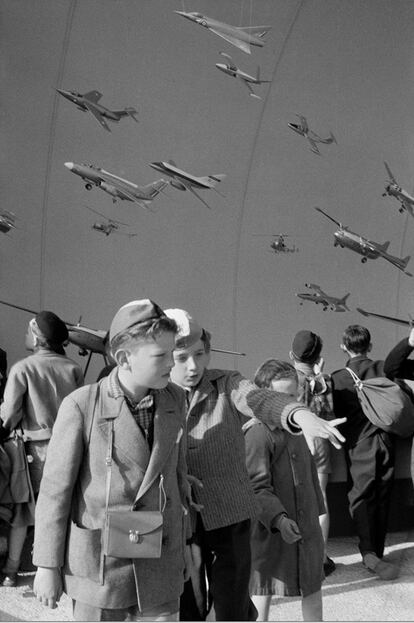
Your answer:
[33,370,189,611]
[244,421,325,597]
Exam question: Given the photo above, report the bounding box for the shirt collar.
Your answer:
[109,369,154,409]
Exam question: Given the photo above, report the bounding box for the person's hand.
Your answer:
[33,567,62,609]
[408,327,414,347]
[292,410,346,449]
[276,516,302,544]
[183,544,193,582]
[187,474,204,512]
[313,357,324,374]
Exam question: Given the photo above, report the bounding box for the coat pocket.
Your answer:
[65,521,103,584]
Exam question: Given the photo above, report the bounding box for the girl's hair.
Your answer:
[254,359,298,389]
[110,317,177,356]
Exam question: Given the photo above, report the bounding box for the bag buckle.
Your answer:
[129,530,143,544]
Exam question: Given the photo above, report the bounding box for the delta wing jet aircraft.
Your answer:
[65,162,168,210]
[382,161,414,218]
[288,115,337,155]
[296,283,350,312]
[57,89,138,132]
[174,11,271,54]
[215,53,271,99]
[315,207,412,276]
[149,160,225,209]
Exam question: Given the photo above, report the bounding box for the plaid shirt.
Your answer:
[109,371,155,449]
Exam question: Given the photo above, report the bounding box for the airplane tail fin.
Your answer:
[207,174,226,187]
[142,179,169,198]
[329,131,337,144]
[379,241,390,253]
[237,26,271,38]
[340,293,351,310]
[401,255,411,269]
[125,107,138,122]
[256,66,271,84]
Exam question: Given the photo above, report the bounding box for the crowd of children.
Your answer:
[0,299,410,621]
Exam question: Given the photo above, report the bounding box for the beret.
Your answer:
[291,330,322,363]
[34,311,68,345]
[109,299,166,342]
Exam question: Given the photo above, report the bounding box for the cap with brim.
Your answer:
[291,330,322,363]
[34,311,68,345]
[164,308,204,349]
[109,299,165,343]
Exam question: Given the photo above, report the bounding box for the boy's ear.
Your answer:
[288,350,294,361]
[113,348,129,369]
[367,342,372,353]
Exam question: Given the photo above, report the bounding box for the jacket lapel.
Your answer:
[187,372,217,414]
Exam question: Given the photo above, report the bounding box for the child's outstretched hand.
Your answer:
[277,515,302,544]
[33,567,62,609]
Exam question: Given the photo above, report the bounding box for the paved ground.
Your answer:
[0,530,413,621]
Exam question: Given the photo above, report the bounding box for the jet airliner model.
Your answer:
[57,89,138,132]
[288,115,337,155]
[315,207,412,276]
[64,162,168,210]
[296,283,350,312]
[174,11,271,54]
[215,53,271,99]
[149,160,225,209]
[382,161,414,218]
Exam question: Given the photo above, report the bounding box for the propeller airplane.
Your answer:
[288,115,337,155]
[382,161,414,218]
[296,283,350,312]
[315,207,412,276]
[215,53,271,99]
[56,89,138,132]
[174,11,271,55]
[65,162,169,210]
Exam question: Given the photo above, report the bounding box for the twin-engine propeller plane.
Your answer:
[288,115,337,155]
[65,162,168,210]
[215,53,271,99]
[149,160,225,209]
[174,11,271,55]
[382,161,414,218]
[296,283,350,312]
[56,89,138,132]
[315,207,412,276]
[85,206,137,237]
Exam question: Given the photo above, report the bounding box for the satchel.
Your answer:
[102,420,166,559]
[3,429,32,503]
[346,367,414,438]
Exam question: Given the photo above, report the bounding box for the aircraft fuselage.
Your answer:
[333,230,380,259]
[150,162,215,189]
[175,12,267,47]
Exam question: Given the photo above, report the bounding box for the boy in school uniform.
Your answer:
[165,308,346,622]
[32,300,191,622]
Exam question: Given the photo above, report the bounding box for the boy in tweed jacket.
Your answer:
[165,309,345,621]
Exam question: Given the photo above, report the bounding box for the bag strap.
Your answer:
[104,421,166,513]
[345,367,363,389]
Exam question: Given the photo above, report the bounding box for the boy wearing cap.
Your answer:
[165,308,346,622]
[289,330,336,577]
[32,300,191,621]
[0,311,84,587]
[331,325,398,580]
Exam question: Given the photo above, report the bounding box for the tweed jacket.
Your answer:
[32,369,189,611]
[244,421,325,597]
[183,369,304,530]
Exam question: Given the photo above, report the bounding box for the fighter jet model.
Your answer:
[0,211,16,234]
[288,115,337,155]
[252,233,298,254]
[174,11,271,55]
[215,53,271,99]
[85,206,137,237]
[56,89,138,132]
[382,161,414,218]
[315,207,412,276]
[149,160,225,209]
[296,283,350,312]
[65,162,168,210]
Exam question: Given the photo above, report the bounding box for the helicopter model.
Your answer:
[0,211,16,234]
[382,161,414,218]
[253,233,298,254]
[86,206,137,237]
[315,207,412,276]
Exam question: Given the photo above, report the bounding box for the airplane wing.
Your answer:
[384,161,397,183]
[357,307,411,328]
[402,198,414,218]
[297,115,308,133]
[307,283,324,294]
[175,177,212,209]
[242,79,261,99]
[83,90,103,103]
[307,137,321,155]
[115,187,154,210]
[84,102,111,132]
[209,28,252,54]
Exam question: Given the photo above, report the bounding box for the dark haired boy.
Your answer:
[331,324,398,580]
[32,300,191,621]
[165,308,346,621]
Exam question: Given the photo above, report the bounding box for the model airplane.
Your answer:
[252,233,298,254]
[56,89,138,132]
[149,160,225,209]
[65,162,168,210]
[85,206,137,237]
[357,307,413,328]
[174,11,271,55]
[0,211,16,234]
[315,207,412,276]
[215,53,271,99]
[296,283,350,312]
[288,115,337,155]
[382,162,414,218]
